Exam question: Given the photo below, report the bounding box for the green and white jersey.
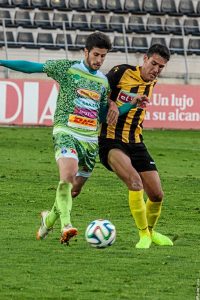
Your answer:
[43,59,109,142]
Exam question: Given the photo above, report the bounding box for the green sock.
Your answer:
[45,202,59,229]
[56,181,72,230]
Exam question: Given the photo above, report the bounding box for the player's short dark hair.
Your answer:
[147,44,171,61]
[85,32,112,52]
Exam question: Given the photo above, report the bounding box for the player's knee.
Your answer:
[151,190,164,202]
[71,190,81,198]
[126,176,143,191]
[60,174,75,184]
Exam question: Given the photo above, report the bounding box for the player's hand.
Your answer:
[131,95,150,109]
[106,100,119,125]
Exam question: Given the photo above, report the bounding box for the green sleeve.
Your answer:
[0,60,44,73]
[118,102,136,115]
[99,102,136,123]
[43,59,73,81]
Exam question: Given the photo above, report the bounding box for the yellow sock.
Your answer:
[129,190,150,237]
[146,198,162,232]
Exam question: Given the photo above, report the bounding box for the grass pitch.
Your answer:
[0,127,199,300]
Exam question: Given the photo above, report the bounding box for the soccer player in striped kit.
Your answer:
[99,44,173,249]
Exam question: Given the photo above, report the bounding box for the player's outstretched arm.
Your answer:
[99,102,136,124]
[0,60,44,73]
[99,95,150,123]
[111,95,149,117]
[119,95,150,114]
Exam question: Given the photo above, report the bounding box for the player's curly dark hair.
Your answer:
[147,44,171,61]
[85,32,112,52]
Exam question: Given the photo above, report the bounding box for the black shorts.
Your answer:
[98,138,157,173]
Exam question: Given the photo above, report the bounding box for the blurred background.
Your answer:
[0,0,199,129]
[0,0,200,83]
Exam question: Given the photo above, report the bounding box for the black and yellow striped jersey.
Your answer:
[99,64,157,143]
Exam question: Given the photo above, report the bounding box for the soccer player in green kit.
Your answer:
[0,32,147,245]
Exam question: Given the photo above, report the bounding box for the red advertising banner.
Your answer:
[0,79,199,129]
[145,84,200,129]
[0,79,56,126]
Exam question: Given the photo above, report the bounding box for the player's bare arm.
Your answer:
[106,100,119,125]
[131,95,150,109]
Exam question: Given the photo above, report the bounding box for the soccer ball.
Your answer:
[85,219,116,248]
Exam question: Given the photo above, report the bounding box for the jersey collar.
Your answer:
[82,60,97,75]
